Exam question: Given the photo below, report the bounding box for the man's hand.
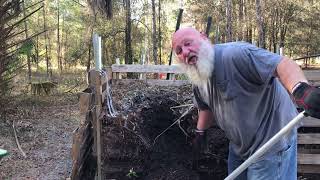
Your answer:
[192,129,206,169]
[293,82,320,118]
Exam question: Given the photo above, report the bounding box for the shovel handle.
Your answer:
[224,111,306,180]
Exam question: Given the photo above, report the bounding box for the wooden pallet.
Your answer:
[298,116,320,173]
[110,64,189,86]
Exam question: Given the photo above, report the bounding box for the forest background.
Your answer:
[0,0,320,98]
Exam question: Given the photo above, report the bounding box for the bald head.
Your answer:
[172,28,204,48]
[171,27,209,65]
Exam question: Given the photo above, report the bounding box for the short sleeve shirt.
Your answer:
[193,42,298,159]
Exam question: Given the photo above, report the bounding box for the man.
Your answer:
[172,27,320,180]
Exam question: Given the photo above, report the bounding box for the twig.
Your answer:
[26,0,44,10]
[12,120,27,158]
[122,125,152,149]
[71,0,85,7]
[153,106,194,146]
[170,104,193,110]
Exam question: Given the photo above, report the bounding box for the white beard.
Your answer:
[179,41,214,87]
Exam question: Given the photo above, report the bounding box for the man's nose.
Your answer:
[181,47,189,57]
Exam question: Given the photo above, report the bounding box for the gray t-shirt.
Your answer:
[193,42,298,159]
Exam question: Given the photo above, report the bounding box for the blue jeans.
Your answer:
[228,137,297,180]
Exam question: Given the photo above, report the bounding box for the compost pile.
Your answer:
[101,81,229,180]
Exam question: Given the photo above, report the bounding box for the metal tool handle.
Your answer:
[224,111,306,180]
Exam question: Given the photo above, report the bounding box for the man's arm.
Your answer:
[277,56,320,119]
[276,56,308,93]
[197,110,214,130]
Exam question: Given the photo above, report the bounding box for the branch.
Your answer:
[5,0,23,18]
[7,30,46,50]
[0,27,14,42]
[153,106,194,146]
[0,65,26,89]
[0,0,8,7]
[12,120,27,158]
[131,19,151,33]
[71,0,85,7]
[8,5,43,31]
[6,30,26,40]
[122,124,152,149]
[170,104,193,110]
[101,30,125,39]
[1,52,18,66]
[2,46,22,58]
[0,2,21,25]
[26,0,44,10]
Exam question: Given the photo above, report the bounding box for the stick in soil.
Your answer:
[122,124,152,149]
[12,120,27,158]
[170,104,193,110]
[153,106,194,146]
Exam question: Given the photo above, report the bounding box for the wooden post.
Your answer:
[79,89,93,124]
[106,66,113,83]
[115,58,120,79]
[89,70,103,180]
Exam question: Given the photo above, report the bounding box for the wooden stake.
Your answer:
[89,69,102,180]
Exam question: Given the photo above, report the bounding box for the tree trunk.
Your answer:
[36,12,40,71]
[63,16,68,69]
[22,0,32,83]
[271,8,279,53]
[111,19,117,64]
[124,0,132,65]
[43,0,50,77]
[152,0,158,64]
[103,38,109,66]
[158,0,161,65]
[238,0,244,41]
[86,13,97,72]
[86,27,94,72]
[255,0,265,48]
[226,0,232,42]
[244,0,249,42]
[57,0,62,74]
[215,25,220,43]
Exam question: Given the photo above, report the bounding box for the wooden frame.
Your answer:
[71,69,108,180]
[110,64,188,86]
[298,117,320,173]
[73,65,320,176]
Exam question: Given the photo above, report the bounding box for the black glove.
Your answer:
[293,82,320,118]
[192,129,206,169]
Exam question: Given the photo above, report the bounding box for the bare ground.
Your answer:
[0,93,80,180]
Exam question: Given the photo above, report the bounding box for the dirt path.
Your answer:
[0,95,79,180]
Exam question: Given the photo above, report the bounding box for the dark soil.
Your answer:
[101,82,229,180]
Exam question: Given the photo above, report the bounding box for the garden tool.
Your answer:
[0,148,8,160]
[224,111,306,180]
